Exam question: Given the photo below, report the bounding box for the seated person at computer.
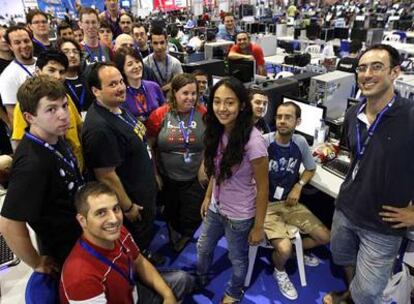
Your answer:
[263,102,330,300]
[168,25,185,53]
[60,182,194,303]
[250,88,270,133]
[192,70,209,106]
[216,13,240,42]
[228,32,267,76]
[336,40,362,74]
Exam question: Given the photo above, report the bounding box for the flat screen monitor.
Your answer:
[227,60,255,83]
[306,24,321,40]
[182,59,226,84]
[258,24,266,33]
[350,28,367,42]
[283,96,326,140]
[334,27,349,40]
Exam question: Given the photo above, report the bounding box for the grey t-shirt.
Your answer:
[143,54,183,87]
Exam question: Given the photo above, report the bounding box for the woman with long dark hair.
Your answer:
[147,73,206,252]
[197,77,269,303]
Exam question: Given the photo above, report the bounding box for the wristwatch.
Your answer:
[298,180,306,186]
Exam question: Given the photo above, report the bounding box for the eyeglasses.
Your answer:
[62,49,80,55]
[356,62,391,74]
[32,20,48,25]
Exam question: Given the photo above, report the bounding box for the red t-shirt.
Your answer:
[230,42,265,66]
[60,226,140,304]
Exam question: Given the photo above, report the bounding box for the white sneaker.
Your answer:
[304,253,320,267]
[273,268,298,300]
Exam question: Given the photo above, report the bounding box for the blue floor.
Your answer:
[150,220,347,304]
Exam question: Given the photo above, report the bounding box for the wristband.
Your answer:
[124,204,134,213]
[298,180,306,186]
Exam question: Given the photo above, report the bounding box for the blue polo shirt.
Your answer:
[336,95,414,236]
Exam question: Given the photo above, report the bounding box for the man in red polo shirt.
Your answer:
[228,32,267,76]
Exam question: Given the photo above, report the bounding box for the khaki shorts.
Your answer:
[264,201,324,240]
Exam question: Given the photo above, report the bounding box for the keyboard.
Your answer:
[322,158,351,179]
[0,234,19,269]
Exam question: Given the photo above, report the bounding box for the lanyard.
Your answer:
[32,38,47,50]
[66,81,86,109]
[24,132,83,185]
[177,108,195,150]
[127,85,150,118]
[153,56,169,83]
[79,239,135,286]
[83,43,104,63]
[355,97,395,160]
[14,60,33,77]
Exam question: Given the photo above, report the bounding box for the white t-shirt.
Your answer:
[0,60,36,106]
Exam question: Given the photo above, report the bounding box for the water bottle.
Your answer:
[314,119,328,145]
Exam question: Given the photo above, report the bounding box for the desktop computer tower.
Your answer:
[292,72,321,98]
[257,78,300,129]
[395,75,414,100]
[309,71,356,120]
[366,28,384,46]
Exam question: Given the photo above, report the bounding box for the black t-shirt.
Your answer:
[1,136,82,262]
[336,95,414,236]
[32,40,55,58]
[140,47,151,59]
[65,76,93,113]
[82,103,157,208]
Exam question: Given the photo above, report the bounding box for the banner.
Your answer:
[37,0,67,19]
[153,0,186,11]
[80,0,104,11]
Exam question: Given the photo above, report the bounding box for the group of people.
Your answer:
[0,3,413,304]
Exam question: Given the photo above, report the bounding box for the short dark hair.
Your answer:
[249,87,267,101]
[17,75,67,116]
[75,182,117,216]
[349,39,362,54]
[235,31,249,40]
[192,69,208,78]
[119,12,133,23]
[57,22,73,36]
[36,49,69,71]
[55,37,82,56]
[113,46,143,86]
[99,20,111,30]
[87,62,117,91]
[26,9,48,24]
[4,26,32,45]
[168,73,199,110]
[224,12,234,19]
[358,44,401,68]
[150,26,167,39]
[132,23,148,33]
[169,25,179,37]
[276,101,301,119]
[79,7,99,22]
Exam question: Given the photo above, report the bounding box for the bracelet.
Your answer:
[124,204,134,213]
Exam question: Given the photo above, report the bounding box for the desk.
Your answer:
[382,41,414,56]
[308,164,344,199]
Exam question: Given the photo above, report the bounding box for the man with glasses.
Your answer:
[324,44,414,304]
[79,7,111,65]
[27,10,54,57]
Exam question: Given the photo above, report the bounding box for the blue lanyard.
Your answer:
[14,60,33,77]
[66,81,86,109]
[24,132,83,185]
[177,108,195,151]
[83,43,104,63]
[127,85,150,118]
[32,38,47,50]
[79,239,135,286]
[153,56,169,83]
[355,97,395,160]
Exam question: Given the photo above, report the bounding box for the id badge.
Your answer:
[273,186,284,200]
[132,285,139,303]
[352,163,359,180]
[146,145,152,159]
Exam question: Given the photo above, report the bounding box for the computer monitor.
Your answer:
[283,96,326,141]
[212,75,223,86]
[320,28,335,41]
[247,23,260,34]
[334,27,349,40]
[182,59,227,84]
[227,60,255,84]
[258,23,266,33]
[306,24,321,40]
[350,28,367,42]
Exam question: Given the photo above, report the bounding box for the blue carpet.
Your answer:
[149,220,346,303]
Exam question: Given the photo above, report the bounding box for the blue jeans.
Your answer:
[330,209,402,304]
[197,209,253,301]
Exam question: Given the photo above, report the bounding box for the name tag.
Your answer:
[273,186,284,200]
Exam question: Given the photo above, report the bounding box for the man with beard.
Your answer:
[263,102,330,301]
[119,13,133,35]
[0,26,36,126]
[82,63,163,265]
[27,10,54,57]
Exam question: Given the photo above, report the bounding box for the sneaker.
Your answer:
[304,253,320,267]
[273,268,298,300]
